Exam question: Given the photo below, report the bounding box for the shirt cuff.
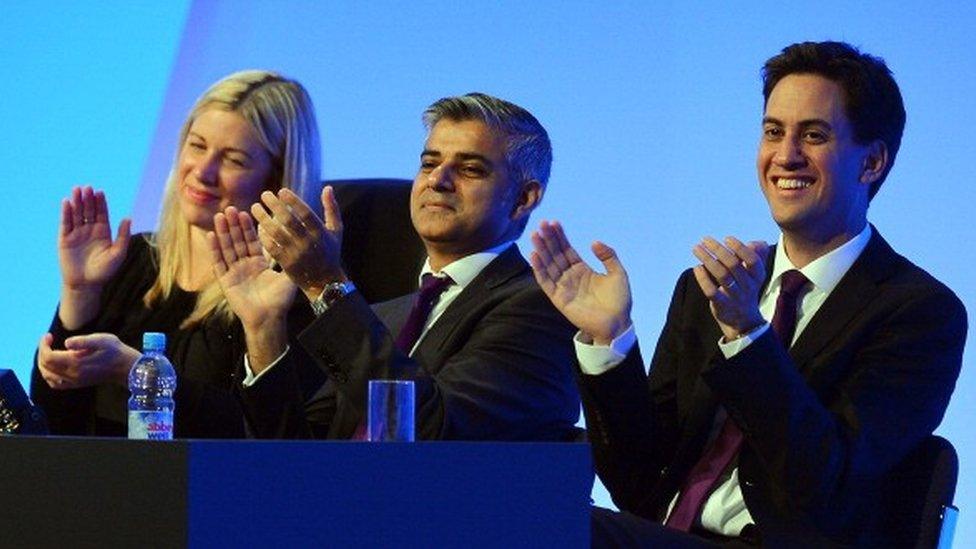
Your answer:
[717,323,769,359]
[242,345,290,387]
[575,324,637,375]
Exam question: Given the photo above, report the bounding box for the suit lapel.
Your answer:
[373,293,416,340]
[415,245,527,356]
[788,228,898,372]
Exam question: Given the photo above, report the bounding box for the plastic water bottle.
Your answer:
[127,332,177,440]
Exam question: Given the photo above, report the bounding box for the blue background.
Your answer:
[3,1,974,541]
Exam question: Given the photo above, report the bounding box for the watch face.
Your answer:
[313,281,355,316]
[310,297,329,316]
[323,285,345,304]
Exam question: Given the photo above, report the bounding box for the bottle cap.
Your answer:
[143,332,166,352]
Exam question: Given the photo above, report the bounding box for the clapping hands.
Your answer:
[249,186,346,300]
[691,236,769,341]
[208,206,298,331]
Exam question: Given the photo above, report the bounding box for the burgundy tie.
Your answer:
[395,273,454,354]
[665,269,809,531]
[353,273,454,440]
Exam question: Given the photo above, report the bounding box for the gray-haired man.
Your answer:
[211,93,580,441]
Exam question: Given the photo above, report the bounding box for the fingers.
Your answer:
[63,334,104,355]
[60,198,74,237]
[319,186,344,233]
[693,237,749,291]
[70,186,84,228]
[528,250,557,295]
[255,222,285,263]
[277,187,322,231]
[94,190,109,226]
[530,224,566,283]
[63,186,118,237]
[252,194,295,254]
[748,240,771,269]
[260,190,305,238]
[549,221,584,266]
[207,230,228,278]
[81,186,96,226]
[529,231,563,293]
[224,206,249,259]
[37,333,80,389]
[534,220,572,273]
[214,211,241,263]
[238,210,263,257]
[692,264,717,296]
[726,237,767,280]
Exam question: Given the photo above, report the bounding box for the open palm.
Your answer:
[209,208,297,329]
[530,221,632,344]
[58,187,131,290]
[218,253,297,328]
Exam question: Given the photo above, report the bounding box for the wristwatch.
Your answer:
[310,280,357,316]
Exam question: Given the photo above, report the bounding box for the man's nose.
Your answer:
[773,137,806,169]
[427,164,454,191]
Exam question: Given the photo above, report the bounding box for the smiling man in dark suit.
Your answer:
[210,93,580,441]
[531,41,966,546]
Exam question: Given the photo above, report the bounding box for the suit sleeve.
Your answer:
[244,284,580,441]
[578,272,693,519]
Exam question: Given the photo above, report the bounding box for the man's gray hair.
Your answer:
[422,93,552,188]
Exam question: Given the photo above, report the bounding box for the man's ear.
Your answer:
[860,140,889,185]
[511,180,543,221]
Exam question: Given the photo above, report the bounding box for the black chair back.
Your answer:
[881,435,958,548]
[329,179,426,304]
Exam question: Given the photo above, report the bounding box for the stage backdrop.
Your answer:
[4,1,974,542]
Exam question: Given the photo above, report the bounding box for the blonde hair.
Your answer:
[145,70,321,328]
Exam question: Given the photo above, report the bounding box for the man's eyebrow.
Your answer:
[798,118,833,131]
[456,152,493,166]
[761,116,832,130]
[420,149,441,157]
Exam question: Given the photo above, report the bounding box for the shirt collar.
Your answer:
[766,224,872,297]
[419,241,515,289]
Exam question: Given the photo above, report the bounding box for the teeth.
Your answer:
[776,178,812,189]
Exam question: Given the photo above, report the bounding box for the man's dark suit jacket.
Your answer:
[241,245,581,441]
[581,229,966,547]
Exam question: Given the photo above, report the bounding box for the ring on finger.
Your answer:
[724,279,738,290]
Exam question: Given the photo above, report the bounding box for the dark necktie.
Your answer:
[395,273,454,354]
[665,269,809,531]
[352,273,455,440]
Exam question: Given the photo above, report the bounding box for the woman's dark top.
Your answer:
[30,233,320,438]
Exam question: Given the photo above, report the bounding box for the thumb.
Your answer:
[114,218,132,252]
[592,241,626,277]
[321,185,344,232]
[64,333,113,351]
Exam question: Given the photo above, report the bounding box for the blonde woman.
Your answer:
[32,70,323,438]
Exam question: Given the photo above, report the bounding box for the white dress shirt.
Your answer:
[576,224,872,536]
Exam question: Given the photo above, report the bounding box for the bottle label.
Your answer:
[128,411,174,440]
